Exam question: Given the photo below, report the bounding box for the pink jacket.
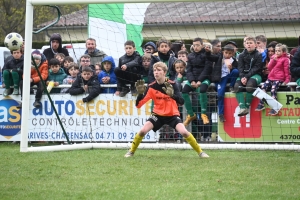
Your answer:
[267,53,290,84]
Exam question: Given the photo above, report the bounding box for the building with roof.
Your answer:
[36,0,300,42]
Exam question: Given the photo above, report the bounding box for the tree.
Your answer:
[0,0,86,42]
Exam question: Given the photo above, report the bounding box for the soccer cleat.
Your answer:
[12,88,19,95]
[199,152,209,158]
[119,87,130,97]
[238,108,249,117]
[183,114,197,126]
[124,151,134,158]
[219,114,226,122]
[201,114,209,124]
[3,88,12,97]
[255,104,265,111]
[268,109,278,116]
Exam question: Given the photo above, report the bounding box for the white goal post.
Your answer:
[21,0,300,152]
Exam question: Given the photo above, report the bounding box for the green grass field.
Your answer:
[0,142,299,200]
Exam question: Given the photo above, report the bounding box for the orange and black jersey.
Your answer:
[136,79,184,116]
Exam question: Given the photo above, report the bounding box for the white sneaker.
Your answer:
[199,152,209,158]
[124,151,134,158]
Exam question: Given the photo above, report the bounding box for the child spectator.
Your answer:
[173,59,187,91]
[61,63,79,93]
[2,49,23,96]
[95,62,102,75]
[69,66,101,102]
[148,38,177,83]
[17,50,48,108]
[225,41,240,60]
[177,50,188,63]
[114,40,142,97]
[54,53,65,66]
[140,54,151,83]
[182,37,213,126]
[234,36,263,116]
[46,58,67,93]
[205,45,239,122]
[98,56,117,94]
[255,43,290,115]
[62,56,74,74]
[79,54,95,74]
[143,41,156,55]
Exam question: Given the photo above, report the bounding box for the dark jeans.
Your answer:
[19,80,44,101]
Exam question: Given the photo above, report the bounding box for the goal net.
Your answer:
[4,0,300,152]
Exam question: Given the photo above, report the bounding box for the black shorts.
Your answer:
[147,113,182,132]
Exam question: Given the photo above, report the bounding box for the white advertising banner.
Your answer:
[0,94,157,142]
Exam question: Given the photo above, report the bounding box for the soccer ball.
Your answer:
[4,32,23,51]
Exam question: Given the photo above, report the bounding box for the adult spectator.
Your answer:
[84,38,107,65]
[210,39,222,55]
[43,33,69,61]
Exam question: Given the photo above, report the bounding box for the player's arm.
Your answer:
[170,82,184,105]
[135,86,151,108]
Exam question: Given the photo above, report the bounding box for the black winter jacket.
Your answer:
[118,51,141,72]
[2,55,24,76]
[206,52,238,83]
[43,33,69,61]
[69,74,101,102]
[186,49,212,83]
[148,54,177,83]
[290,47,300,80]
[237,49,263,79]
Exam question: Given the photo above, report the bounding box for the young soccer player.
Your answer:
[205,45,239,122]
[61,62,79,93]
[69,66,101,102]
[255,43,290,115]
[46,58,67,93]
[98,56,117,94]
[114,40,142,97]
[124,62,209,158]
[234,36,263,116]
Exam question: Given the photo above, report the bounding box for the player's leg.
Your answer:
[216,77,227,122]
[234,78,248,116]
[175,122,209,158]
[125,115,161,157]
[245,75,262,111]
[199,79,210,124]
[182,83,197,126]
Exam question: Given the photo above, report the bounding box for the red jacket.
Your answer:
[267,53,290,84]
[31,60,48,83]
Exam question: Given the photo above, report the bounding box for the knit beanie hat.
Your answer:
[144,41,157,51]
[32,49,42,60]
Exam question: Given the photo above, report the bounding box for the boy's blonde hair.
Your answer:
[153,61,167,72]
[275,43,288,53]
[245,36,256,43]
[142,54,151,61]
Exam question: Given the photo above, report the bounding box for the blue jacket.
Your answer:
[98,56,117,93]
